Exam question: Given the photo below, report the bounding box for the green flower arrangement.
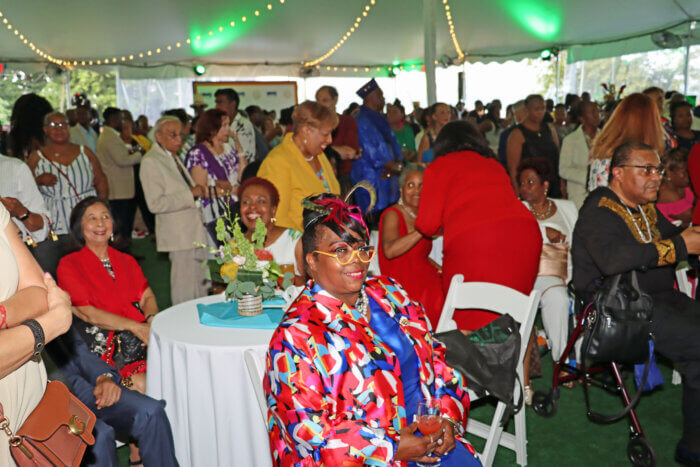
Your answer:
[198,212,293,301]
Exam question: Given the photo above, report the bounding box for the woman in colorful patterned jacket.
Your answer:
[263,192,481,466]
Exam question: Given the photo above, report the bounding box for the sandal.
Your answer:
[560,371,576,388]
[524,385,533,406]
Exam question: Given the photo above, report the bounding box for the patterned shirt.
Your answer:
[264,276,473,466]
[229,112,256,162]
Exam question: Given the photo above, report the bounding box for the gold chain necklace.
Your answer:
[530,198,553,220]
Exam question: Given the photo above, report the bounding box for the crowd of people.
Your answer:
[1,77,700,466]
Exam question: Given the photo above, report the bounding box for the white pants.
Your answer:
[534,275,570,362]
[169,248,209,305]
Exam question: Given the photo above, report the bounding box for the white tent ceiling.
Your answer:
[1,0,699,78]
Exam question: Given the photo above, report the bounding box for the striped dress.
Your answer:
[34,146,97,235]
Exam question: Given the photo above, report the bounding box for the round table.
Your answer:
[146,294,274,467]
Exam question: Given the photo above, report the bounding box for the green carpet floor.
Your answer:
[125,238,683,466]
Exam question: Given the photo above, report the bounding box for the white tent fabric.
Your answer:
[0,0,698,77]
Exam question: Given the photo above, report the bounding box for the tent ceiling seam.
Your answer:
[671,0,693,19]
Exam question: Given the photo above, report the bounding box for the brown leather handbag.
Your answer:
[538,242,569,281]
[0,380,96,467]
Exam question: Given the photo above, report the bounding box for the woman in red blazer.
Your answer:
[415,121,542,330]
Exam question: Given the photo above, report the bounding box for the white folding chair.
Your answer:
[435,274,541,467]
[672,266,694,385]
[244,349,269,423]
[676,266,694,298]
[369,230,381,275]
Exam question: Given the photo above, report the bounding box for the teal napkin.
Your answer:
[197,299,285,329]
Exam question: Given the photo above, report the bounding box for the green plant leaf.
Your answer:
[282,271,294,289]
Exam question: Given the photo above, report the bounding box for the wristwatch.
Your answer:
[17,210,29,221]
[21,319,45,362]
[97,372,114,383]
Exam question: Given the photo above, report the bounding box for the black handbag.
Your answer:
[111,330,147,368]
[580,270,653,423]
[435,314,522,420]
[583,270,652,366]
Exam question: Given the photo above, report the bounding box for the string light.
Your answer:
[303,0,377,67]
[0,9,65,66]
[442,0,464,59]
[0,1,288,68]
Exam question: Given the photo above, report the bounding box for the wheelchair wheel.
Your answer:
[532,389,557,418]
[627,436,656,467]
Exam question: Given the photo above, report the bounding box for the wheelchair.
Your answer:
[531,286,657,467]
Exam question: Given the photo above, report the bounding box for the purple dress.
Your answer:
[185,142,240,207]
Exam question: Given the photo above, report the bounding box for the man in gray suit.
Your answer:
[140,117,209,305]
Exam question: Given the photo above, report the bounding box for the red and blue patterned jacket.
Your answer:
[264,276,472,466]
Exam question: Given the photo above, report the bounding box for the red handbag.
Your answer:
[0,380,96,467]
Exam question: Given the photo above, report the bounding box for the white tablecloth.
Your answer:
[146,294,274,467]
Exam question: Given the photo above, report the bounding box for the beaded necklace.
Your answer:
[624,205,652,243]
[355,286,369,319]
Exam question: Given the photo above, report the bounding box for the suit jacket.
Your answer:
[264,276,472,466]
[258,133,340,231]
[559,126,594,209]
[96,126,142,200]
[140,142,206,252]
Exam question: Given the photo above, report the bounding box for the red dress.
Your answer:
[333,114,360,177]
[415,151,542,330]
[687,143,700,225]
[57,246,149,377]
[378,206,444,326]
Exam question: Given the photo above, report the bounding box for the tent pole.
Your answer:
[683,44,690,95]
[62,70,71,112]
[579,61,585,95]
[555,54,561,104]
[423,0,437,105]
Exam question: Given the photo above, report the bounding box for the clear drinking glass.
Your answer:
[416,398,442,466]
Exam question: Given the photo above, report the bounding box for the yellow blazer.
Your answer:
[258,133,340,231]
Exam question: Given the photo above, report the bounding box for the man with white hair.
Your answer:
[139,116,208,305]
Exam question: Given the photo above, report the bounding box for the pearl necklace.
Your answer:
[530,198,553,220]
[355,287,369,319]
[398,199,417,219]
[624,205,652,243]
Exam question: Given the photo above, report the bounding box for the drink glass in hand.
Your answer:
[416,399,442,466]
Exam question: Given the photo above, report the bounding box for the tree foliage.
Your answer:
[0,69,116,125]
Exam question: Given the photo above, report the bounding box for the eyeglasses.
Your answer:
[314,245,376,265]
[618,164,665,177]
[47,121,68,128]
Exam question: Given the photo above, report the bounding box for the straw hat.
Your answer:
[191,93,207,109]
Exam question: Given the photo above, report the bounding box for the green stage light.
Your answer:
[194,64,206,75]
[540,49,552,60]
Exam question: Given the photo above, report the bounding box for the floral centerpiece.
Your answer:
[197,211,293,316]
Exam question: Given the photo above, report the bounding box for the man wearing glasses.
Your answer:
[572,141,700,465]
